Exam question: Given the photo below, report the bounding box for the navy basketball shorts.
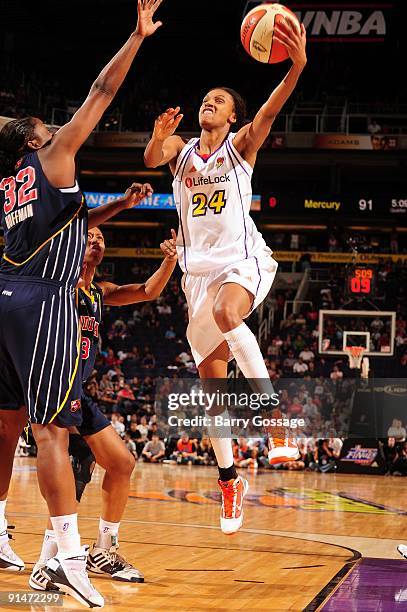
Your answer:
[0,274,83,427]
[77,392,110,437]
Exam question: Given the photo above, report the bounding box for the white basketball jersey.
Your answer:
[173,133,271,275]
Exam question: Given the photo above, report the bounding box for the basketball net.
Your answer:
[344,346,369,378]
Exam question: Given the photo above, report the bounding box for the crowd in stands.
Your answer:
[2,58,407,136]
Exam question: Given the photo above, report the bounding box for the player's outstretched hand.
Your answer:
[136,0,164,38]
[122,182,153,209]
[273,21,307,68]
[153,107,184,142]
[160,229,178,261]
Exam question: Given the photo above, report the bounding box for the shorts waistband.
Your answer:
[0,273,69,289]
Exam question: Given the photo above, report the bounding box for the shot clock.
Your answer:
[346,267,376,299]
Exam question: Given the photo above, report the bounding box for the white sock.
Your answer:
[96,518,120,549]
[210,437,234,469]
[207,410,234,468]
[39,529,58,563]
[0,499,7,533]
[50,514,81,557]
[223,323,277,401]
[223,323,270,380]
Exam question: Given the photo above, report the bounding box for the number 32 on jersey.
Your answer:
[192,190,227,217]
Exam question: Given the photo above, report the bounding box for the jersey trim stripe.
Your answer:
[60,181,80,193]
[58,224,71,281]
[194,135,228,164]
[43,287,63,423]
[226,139,252,178]
[42,239,54,278]
[2,199,84,267]
[27,300,46,419]
[225,144,248,260]
[174,141,197,180]
[177,146,195,273]
[254,256,262,298]
[33,294,55,422]
[56,288,69,412]
[49,292,81,424]
[50,232,63,279]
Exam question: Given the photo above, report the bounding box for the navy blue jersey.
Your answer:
[79,282,103,382]
[0,151,87,286]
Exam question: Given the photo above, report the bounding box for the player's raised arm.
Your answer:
[41,0,164,185]
[88,182,153,229]
[100,229,178,305]
[144,107,185,171]
[234,21,307,164]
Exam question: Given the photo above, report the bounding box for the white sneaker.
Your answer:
[42,545,104,608]
[0,523,24,571]
[268,439,300,465]
[398,544,407,559]
[29,560,58,591]
[265,408,301,465]
[218,476,249,535]
[87,544,144,583]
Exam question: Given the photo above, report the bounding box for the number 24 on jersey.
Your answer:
[192,190,227,217]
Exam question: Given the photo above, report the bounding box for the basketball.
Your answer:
[241,3,300,64]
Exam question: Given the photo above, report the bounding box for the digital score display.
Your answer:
[264,194,407,218]
[347,267,376,298]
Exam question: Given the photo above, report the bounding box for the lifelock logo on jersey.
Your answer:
[185,174,230,189]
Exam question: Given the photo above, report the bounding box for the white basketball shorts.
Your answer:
[182,251,278,367]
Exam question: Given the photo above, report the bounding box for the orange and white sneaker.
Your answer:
[268,435,300,464]
[218,476,249,535]
[266,408,300,465]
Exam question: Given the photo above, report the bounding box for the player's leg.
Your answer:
[198,343,248,535]
[3,281,103,607]
[82,426,143,582]
[30,432,95,591]
[0,406,27,571]
[213,282,300,464]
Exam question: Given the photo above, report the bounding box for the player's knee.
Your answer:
[212,301,241,331]
[106,449,135,479]
[121,451,136,477]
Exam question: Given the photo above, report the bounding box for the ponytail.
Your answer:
[0,117,36,178]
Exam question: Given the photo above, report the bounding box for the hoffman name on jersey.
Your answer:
[5,203,34,229]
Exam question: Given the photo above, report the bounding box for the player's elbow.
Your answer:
[145,287,162,301]
[91,79,115,100]
[144,154,158,169]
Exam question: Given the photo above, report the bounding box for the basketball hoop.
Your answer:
[344,346,366,370]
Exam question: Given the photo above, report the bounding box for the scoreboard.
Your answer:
[264,193,407,218]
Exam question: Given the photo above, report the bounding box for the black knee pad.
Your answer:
[69,434,96,502]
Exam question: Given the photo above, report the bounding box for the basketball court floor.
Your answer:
[2,459,407,611]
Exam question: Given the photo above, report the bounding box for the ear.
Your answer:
[228,113,237,126]
[27,138,42,151]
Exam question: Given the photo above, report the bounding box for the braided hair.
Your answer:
[0,117,36,179]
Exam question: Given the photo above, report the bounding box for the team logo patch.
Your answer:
[70,399,81,413]
[216,157,225,170]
